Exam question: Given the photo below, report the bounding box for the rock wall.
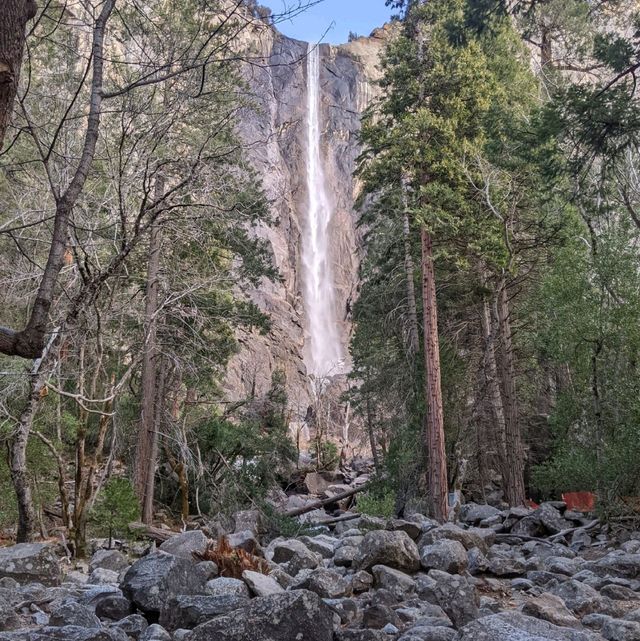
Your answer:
[223,21,390,425]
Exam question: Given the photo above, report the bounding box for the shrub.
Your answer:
[310,440,340,471]
[91,477,140,548]
[357,489,396,518]
[194,536,270,578]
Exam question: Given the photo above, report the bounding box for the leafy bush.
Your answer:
[91,478,140,548]
[310,440,340,471]
[357,489,396,518]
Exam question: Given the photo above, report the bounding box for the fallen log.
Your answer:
[129,522,176,543]
[284,483,370,518]
[308,513,361,527]
[495,518,600,547]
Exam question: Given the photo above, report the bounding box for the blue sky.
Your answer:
[271,0,394,45]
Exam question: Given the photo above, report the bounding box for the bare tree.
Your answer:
[0,0,37,149]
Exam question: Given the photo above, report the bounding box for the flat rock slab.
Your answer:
[189,590,337,641]
[0,543,61,587]
[457,612,604,641]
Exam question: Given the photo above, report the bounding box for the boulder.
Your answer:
[158,530,208,559]
[351,570,374,593]
[188,590,337,641]
[0,543,61,586]
[49,601,101,628]
[242,570,285,597]
[387,519,422,541]
[88,568,120,585]
[601,619,640,641]
[233,509,264,535]
[521,593,581,628]
[459,503,501,526]
[205,577,250,598]
[89,550,128,574]
[586,553,640,580]
[291,567,348,598]
[334,546,359,567]
[112,614,148,640]
[419,539,467,574]
[159,594,249,630]
[398,628,456,641]
[372,565,416,598]
[0,595,18,630]
[550,579,618,617]
[355,531,421,573]
[363,603,402,629]
[419,524,494,554]
[299,535,337,559]
[120,551,208,615]
[457,612,603,641]
[139,624,171,641]
[512,504,570,538]
[422,570,479,629]
[29,627,126,641]
[270,539,320,574]
[228,530,261,555]
[95,595,132,622]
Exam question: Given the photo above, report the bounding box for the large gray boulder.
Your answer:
[89,550,128,574]
[205,577,250,598]
[269,539,320,575]
[421,570,478,629]
[601,618,640,641]
[49,601,101,628]
[372,565,416,598]
[29,627,127,641]
[355,531,421,573]
[159,594,249,630]
[242,570,285,597]
[291,567,348,599]
[459,503,501,526]
[419,524,494,554]
[586,553,640,580]
[420,539,468,574]
[158,530,208,559]
[512,504,571,538]
[188,590,337,641]
[457,612,605,641]
[120,551,208,615]
[0,543,61,586]
[550,579,620,617]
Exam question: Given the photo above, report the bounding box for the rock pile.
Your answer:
[1,501,640,640]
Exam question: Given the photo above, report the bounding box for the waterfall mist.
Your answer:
[301,44,344,377]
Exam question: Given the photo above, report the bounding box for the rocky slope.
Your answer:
[223,20,390,423]
[2,500,640,640]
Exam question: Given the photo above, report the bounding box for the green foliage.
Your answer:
[357,489,396,519]
[310,440,340,472]
[90,478,140,547]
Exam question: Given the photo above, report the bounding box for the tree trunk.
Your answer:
[0,0,37,149]
[10,371,45,542]
[0,0,115,359]
[135,193,163,523]
[496,278,526,506]
[481,283,521,501]
[403,211,420,355]
[420,227,448,522]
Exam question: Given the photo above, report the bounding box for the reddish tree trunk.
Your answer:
[420,227,448,522]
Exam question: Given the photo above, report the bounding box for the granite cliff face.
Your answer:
[223,21,390,423]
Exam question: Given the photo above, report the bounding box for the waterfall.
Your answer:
[302,44,343,378]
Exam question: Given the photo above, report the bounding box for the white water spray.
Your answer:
[302,44,343,377]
